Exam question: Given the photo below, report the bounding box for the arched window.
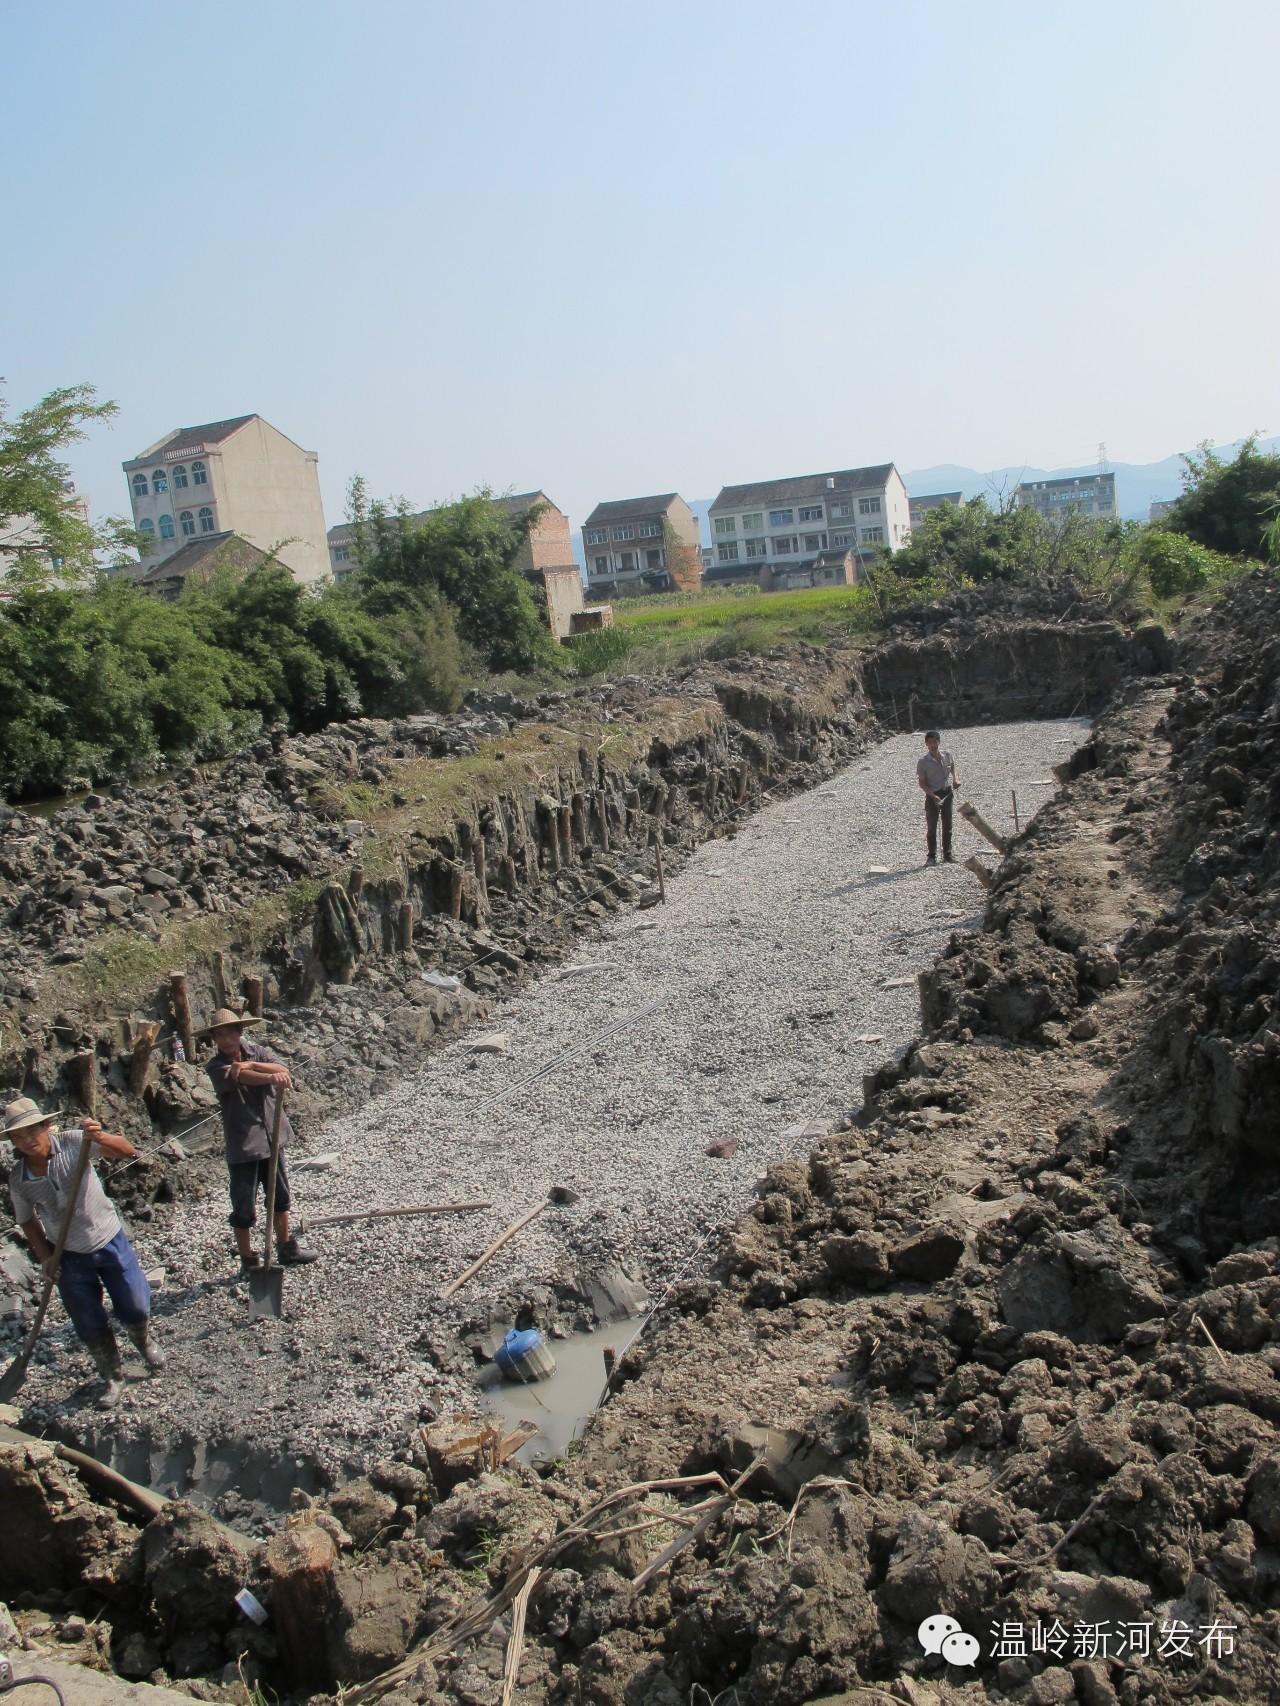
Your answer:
[198,506,215,533]
[132,473,148,498]
[159,514,175,539]
[152,468,167,494]
[171,464,188,489]
[192,461,208,485]
[139,517,156,536]
[179,511,195,537]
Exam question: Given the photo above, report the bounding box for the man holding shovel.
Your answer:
[201,1009,316,1273]
[5,1096,162,1409]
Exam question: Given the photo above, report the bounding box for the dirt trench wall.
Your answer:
[863,616,1174,728]
[0,658,877,1166]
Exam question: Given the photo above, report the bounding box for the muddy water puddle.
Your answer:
[478,1328,622,1463]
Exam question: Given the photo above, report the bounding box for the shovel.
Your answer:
[247,1087,287,1321]
[0,1132,95,1401]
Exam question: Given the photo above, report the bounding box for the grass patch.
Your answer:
[575,581,916,676]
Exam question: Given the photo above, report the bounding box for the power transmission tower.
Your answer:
[1097,441,1109,472]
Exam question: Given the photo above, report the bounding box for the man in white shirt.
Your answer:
[6,1095,163,1409]
[916,731,959,865]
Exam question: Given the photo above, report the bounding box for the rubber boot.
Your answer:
[278,1237,317,1266]
[86,1331,124,1410]
[127,1319,165,1373]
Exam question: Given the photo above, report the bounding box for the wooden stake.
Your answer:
[441,1200,551,1299]
[168,971,195,1060]
[958,799,1009,855]
[349,864,365,903]
[129,1021,161,1096]
[244,974,264,1018]
[654,833,666,903]
[398,900,415,951]
[594,793,610,853]
[963,855,994,891]
[70,1049,96,1116]
[1011,790,1020,835]
[473,840,488,903]
[602,1345,617,1387]
[308,1200,492,1229]
[211,950,230,1010]
[449,867,464,921]
[558,805,573,863]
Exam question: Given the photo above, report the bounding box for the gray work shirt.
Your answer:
[206,1038,293,1165]
[917,750,956,794]
[9,1130,122,1254]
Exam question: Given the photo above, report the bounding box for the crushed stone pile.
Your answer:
[10,720,1083,1487]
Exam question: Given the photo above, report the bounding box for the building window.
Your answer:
[803,533,823,551]
[714,516,736,535]
[799,505,823,522]
[179,511,195,536]
[333,546,351,562]
[594,556,609,575]
[638,521,662,538]
[646,548,663,569]
[768,509,794,527]
[132,473,148,498]
[861,526,884,544]
[858,496,882,515]
[159,513,175,539]
[620,551,636,570]
[775,536,796,554]
[198,506,215,533]
[152,469,167,494]
[831,530,852,547]
[742,512,763,531]
[171,464,188,489]
[139,517,155,535]
[584,529,607,545]
[192,461,208,485]
[745,538,768,558]
[717,542,739,563]
[830,500,851,519]
[612,525,634,541]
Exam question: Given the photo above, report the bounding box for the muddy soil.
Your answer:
[6,584,1252,1706]
[304,579,1277,1706]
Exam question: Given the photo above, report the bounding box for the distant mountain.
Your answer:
[903,437,1280,522]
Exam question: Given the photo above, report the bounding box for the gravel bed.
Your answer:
[17,718,1087,1480]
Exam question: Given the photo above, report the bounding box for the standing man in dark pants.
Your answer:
[917,730,959,865]
[200,1009,317,1274]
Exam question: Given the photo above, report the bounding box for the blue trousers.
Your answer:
[57,1229,151,1343]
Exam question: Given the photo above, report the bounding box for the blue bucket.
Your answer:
[494,1327,542,1372]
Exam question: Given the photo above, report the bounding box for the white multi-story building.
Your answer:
[706,463,910,584]
[1014,472,1117,524]
[122,414,329,584]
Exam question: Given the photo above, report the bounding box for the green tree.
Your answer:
[1165,437,1280,558]
[0,381,138,581]
[357,490,557,674]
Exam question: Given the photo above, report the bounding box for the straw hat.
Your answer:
[3,1096,60,1137]
[197,1007,263,1040]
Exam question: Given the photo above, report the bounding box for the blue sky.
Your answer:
[4,0,1278,533]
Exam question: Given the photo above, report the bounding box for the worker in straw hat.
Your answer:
[5,1095,163,1409]
[200,1008,317,1273]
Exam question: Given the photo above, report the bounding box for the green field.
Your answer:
[569,579,930,674]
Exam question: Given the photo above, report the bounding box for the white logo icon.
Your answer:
[917,1614,961,1656]
[918,1614,981,1667]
